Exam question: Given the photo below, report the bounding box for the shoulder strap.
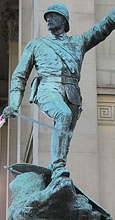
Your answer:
[47,37,77,62]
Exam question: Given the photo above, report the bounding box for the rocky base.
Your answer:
[8,171,110,220]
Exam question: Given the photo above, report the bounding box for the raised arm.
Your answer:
[3,39,35,118]
[82,9,115,52]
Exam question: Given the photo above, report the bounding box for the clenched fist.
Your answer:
[2,106,18,118]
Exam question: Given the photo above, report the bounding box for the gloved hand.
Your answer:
[2,106,18,119]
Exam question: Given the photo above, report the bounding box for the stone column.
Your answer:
[32,0,40,165]
[6,41,18,220]
[18,0,35,163]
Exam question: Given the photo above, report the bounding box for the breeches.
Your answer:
[37,88,79,170]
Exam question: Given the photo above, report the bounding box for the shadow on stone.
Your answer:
[7,167,112,220]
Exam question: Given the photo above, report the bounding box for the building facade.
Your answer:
[0,0,115,219]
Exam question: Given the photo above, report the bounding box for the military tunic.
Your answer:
[10,9,115,105]
[9,9,115,170]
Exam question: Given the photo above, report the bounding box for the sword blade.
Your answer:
[13,112,68,135]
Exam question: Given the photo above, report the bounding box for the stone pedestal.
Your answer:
[7,163,112,220]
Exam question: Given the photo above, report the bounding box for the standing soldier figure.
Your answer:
[3,3,115,180]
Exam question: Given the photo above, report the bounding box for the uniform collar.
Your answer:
[49,33,68,41]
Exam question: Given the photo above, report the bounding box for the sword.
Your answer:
[0,111,69,134]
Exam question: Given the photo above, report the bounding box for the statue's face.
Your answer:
[46,12,65,31]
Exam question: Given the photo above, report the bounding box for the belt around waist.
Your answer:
[41,76,78,85]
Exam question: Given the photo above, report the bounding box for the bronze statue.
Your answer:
[3,3,115,180]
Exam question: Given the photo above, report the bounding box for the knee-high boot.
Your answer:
[50,113,72,178]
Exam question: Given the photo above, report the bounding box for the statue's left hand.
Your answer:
[2,106,18,119]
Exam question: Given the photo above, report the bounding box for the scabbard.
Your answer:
[29,77,40,103]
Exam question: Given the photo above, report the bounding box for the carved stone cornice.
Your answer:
[0,1,19,42]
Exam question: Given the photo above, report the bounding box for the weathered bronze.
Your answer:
[3,3,115,181]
